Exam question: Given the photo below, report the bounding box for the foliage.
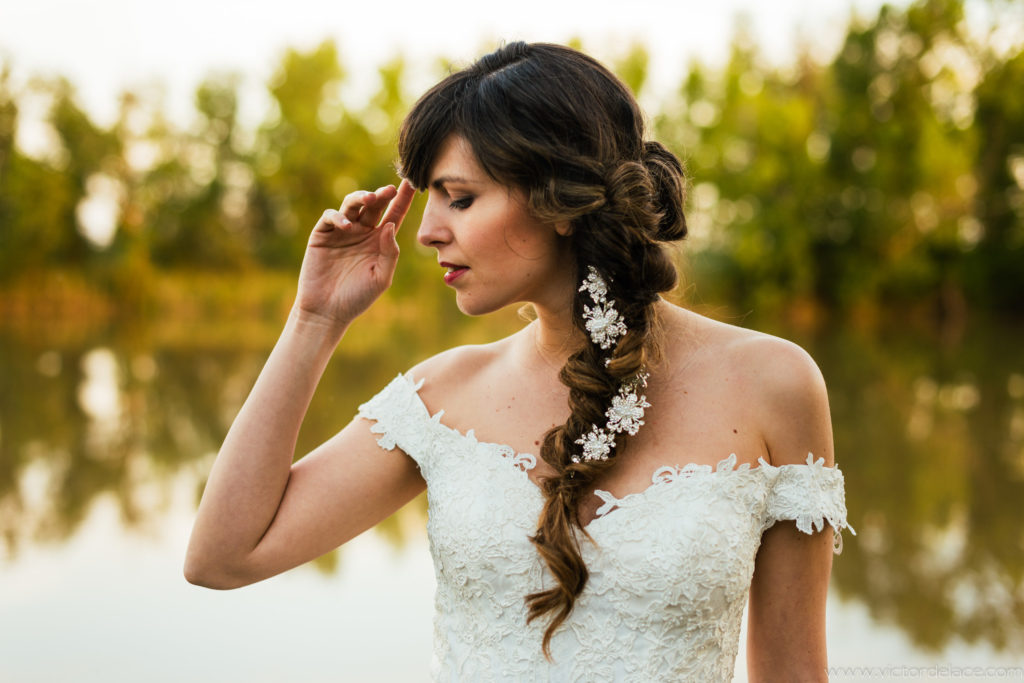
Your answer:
[0,0,1022,320]
[654,0,1022,318]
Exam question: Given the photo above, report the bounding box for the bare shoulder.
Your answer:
[661,304,834,467]
[721,327,827,409]
[663,305,825,393]
[727,328,833,468]
[405,333,518,409]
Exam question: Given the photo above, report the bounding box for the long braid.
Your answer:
[398,42,687,657]
[525,177,676,655]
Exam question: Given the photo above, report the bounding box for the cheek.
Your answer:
[504,224,561,262]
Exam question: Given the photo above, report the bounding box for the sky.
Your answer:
[0,0,906,128]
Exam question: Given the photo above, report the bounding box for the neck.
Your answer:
[531,321,582,370]
[526,286,585,370]
[529,296,668,370]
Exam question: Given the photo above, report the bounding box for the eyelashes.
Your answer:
[449,196,474,210]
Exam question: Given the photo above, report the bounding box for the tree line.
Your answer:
[0,0,1021,321]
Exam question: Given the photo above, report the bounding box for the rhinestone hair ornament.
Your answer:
[573,266,651,463]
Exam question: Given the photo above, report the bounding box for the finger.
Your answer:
[379,179,417,234]
[359,185,398,228]
[314,208,344,233]
[341,191,372,223]
[379,222,400,262]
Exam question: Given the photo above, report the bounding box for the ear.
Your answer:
[554,220,573,237]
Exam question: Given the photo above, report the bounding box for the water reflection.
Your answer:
[806,320,1024,655]
[1,316,1022,656]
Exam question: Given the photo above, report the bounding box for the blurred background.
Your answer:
[1,0,1023,680]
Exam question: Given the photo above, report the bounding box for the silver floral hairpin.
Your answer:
[579,267,627,350]
[605,372,651,435]
[573,267,651,463]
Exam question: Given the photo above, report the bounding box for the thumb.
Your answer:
[380,222,400,261]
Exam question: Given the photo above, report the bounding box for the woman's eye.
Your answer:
[449,196,474,210]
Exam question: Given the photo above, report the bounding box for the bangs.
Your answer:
[398,50,543,193]
[398,42,636,195]
[398,73,469,191]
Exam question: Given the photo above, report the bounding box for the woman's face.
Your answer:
[416,136,575,317]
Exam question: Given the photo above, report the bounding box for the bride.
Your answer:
[185,42,852,681]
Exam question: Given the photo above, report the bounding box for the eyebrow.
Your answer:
[430,175,482,191]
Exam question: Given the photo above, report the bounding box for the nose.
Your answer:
[416,193,452,249]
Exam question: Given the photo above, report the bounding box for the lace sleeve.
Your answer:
[356,373,436,471]
[762,454,856,553]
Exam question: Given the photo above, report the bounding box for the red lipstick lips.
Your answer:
[440,262,469,285]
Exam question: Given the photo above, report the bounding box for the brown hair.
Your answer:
[398,42,687,656]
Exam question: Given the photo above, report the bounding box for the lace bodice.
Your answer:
[357,374,854,682]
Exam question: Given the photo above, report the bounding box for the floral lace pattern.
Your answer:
[358,374,854,682]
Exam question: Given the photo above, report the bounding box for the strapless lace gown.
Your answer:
[358,374,854,682]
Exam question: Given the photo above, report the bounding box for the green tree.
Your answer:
[143,73,253,269]
[969,48,1024,312]
[0,73,98,277]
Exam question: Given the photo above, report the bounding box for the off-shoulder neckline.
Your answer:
[384,372,842,527]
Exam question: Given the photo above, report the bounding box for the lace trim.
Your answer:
[592,452,855,553]
[358,374,540,479]
[493,445,537,472]
[359,373,855,551]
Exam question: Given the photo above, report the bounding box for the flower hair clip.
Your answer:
[605,371,651,436]
[572,266,651,464]
[572,371,651,463]
[579,266,627,350]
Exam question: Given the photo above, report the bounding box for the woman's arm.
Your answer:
[184,181,421,589]
[744,336,836,682]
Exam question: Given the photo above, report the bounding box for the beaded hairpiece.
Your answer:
[572,266,651,463]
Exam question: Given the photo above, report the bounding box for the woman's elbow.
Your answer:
[183,549,252,590]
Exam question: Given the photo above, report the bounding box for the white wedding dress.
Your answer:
[358,374,854,682]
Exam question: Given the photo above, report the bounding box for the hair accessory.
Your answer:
[605,372,651,435]
[572,267,651,463]
[579,267,627,350]
[573,425,616,463]
[572,371,650,462]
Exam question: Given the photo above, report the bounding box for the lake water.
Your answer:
[1,310,1022,681]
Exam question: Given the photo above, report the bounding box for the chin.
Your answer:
[454,292,507,317]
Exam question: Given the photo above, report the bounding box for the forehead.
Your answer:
[428,135,488,187]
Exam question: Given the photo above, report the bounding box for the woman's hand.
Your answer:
[294,179,417,331]
[185,178,418,588]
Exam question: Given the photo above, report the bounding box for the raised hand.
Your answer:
[294,179,416,331]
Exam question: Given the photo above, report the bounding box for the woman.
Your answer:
[185,42,852,681]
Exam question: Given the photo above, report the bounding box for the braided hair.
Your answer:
[399,42,687,656]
